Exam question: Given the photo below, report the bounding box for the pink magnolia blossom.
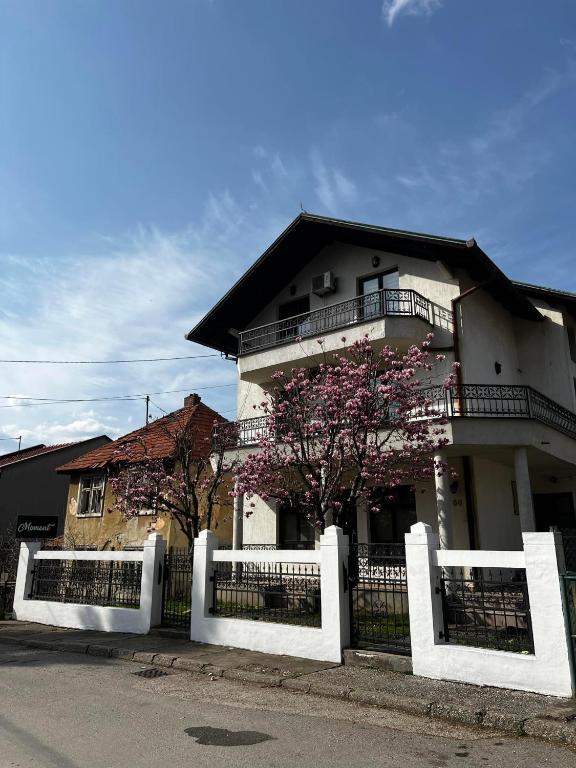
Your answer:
[234,335,457,529]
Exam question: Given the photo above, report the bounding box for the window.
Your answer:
[279,502,316,549]
[77,475,105,517]
[359,270,399,319]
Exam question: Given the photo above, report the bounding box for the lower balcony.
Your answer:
[213,384,576,450]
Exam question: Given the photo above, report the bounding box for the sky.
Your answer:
[0,0,575,452]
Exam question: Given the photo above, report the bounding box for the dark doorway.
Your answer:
[369,486,417,543]
[533,492,576,531]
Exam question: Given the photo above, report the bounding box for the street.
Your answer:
[0,642,573,768]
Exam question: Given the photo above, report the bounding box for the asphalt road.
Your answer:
[0,642,573,768]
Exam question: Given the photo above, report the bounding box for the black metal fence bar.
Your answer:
[561,575,576,675]
[161,548,193,628]
[0,582,15,620]
[239,288,432,354]
[440,567,534,654]
[349,543,411,654]
[212,560,321,627]
[29,559,142,608]
[560,529,576,573]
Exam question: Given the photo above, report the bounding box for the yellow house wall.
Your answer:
[64,472,233,551]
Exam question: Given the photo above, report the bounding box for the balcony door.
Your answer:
[277,295,311,342]
[359,270,399,319]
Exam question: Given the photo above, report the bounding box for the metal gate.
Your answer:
[562,575,576,682]
[161,548,193,628]
[349,542,411,655]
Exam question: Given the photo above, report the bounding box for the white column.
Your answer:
[190,529,219,641]
[140,532,166,632]
[232,480,244,550]
[319,525,350,659]
[434,451,453,550]
[514,447,536,533]
[12,541,40,618]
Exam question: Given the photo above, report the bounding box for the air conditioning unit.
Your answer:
[311,271,336,297]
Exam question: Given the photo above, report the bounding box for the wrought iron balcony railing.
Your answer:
[213,384,576,450]
[239,288,433,355]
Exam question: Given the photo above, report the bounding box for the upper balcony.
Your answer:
[239,288,433,356]
[237,288,451,381]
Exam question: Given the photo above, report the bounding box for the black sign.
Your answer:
[16,515,59,540]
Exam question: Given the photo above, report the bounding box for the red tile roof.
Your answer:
[0,443,76,468]
[57,397,227,473]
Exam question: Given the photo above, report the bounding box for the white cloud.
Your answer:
[382,0,442,27]
[2,411,123,445]
[311,150,358,213]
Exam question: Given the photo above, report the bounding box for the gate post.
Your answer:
[405,522,444,677]
[141,532,166,632]
[13,541,40,619]
[190,529,219,642]
[319,525,350,659]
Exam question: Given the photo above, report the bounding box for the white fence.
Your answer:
[405,522,574,698]
[190,526,349,663]
[13,533,165,634]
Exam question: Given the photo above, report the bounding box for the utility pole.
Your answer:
[17,436,21,452]
[145,396,150,425]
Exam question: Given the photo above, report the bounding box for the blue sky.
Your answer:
[1,0,575,450]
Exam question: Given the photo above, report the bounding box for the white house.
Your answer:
[187,214,576,559]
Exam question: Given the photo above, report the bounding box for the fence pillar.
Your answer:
[190,529,219,641]
[522,531,573,696]
[319,525,350,659]
[140,533,166,632]
[405,522,444,677]
[12,541,40,619]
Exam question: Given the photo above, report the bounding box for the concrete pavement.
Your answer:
[1,620,576,749]
[1,640,575,767]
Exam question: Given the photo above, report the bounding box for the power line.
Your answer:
[149,399,168,416]
[0,383,236,409]
[0,354,220,364]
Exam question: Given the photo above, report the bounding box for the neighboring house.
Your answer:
[0,436,111,547]
[57,394,233,550]
[187,213,576,554]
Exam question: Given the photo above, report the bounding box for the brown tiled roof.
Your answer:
[0,443,76,468]
[57,397,227,473]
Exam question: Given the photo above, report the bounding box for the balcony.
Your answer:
[213,384,576,450]
[239,288,433,356]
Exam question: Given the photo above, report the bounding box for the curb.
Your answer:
[1,634,575,748]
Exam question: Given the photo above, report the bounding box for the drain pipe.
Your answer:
[450,277,495,551]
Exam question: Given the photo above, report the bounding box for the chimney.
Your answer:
[184,393,201,408]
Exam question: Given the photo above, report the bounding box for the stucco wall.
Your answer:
[64,472,233,550]
[472,456,522,550]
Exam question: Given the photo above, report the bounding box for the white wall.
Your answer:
[191,527,349,663]
[405,523,573,697]
[472,457,522,550]
[243,496,278,545]
[13,534,165,634]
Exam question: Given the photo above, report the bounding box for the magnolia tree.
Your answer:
[109,417,235,552]
[235,334,458,530]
